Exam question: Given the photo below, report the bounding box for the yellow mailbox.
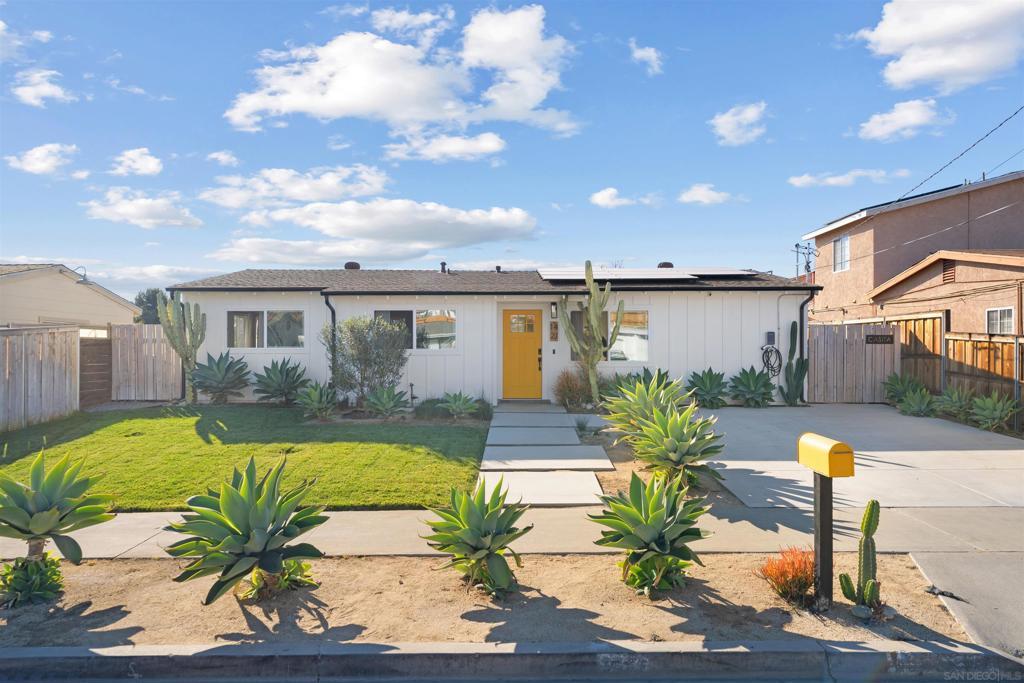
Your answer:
[798,432,855,478]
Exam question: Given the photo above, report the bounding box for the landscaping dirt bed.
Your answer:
[0,554,965,647]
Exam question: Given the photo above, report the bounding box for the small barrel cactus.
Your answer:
[839,499,881,614]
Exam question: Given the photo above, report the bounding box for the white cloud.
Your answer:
[71,169,91,180]
[110,147,163,176]
[855,0,1024,94]
[199,164,389,210]
[105,77,146,96]
[589,187,656,209]
[708,101,767,146]
[5,143,78,175]
[83,188,202,229]
[0,20,54,62]
[92,264,222,294]
[787,168,911,188]
[206,150,240,167]
[210,237,432,264]
[628,38,662,76]
[450,258,573,271]
[320,4,368,19]
[371,5,454,48]
[383,132,505,162]
[677,183,731,205]
[225,5,576,140]
[327,134,351,151]
[858,98,953,142]
[10,68,77,107]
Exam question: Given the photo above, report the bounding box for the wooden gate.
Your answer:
[79,337,112,408]
[0,326,79,432]
[895,316,943,393]
[110,324,182,401]
[807,323,900,403]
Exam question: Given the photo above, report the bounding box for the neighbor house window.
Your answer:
[832,235,850,272]
[228,310,304,348]
[986,307,1013,335]
[609,310,649,362]
[373,309,456,349]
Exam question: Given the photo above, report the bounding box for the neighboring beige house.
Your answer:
[0,263,139,332]
[800,170,1024,333]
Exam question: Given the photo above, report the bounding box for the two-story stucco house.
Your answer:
[800,170,1024,334]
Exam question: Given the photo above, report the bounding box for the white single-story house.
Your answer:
[169,263,819,403]
[0,263,140,333]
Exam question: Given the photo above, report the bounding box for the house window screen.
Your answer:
[267,311,304,347]
[228,312,263,348]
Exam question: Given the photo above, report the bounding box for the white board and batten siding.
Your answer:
[182,289,807,404]
[110,324,182,401]
[0,326,79,432]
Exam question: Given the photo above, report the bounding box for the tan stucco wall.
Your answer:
[809,177,1024,323]
[0,269,136,327]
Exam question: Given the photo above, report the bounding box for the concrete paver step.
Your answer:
[490,413,576,428]
[494,401,567,414]
[480,471,603,506]
[481,445,613,471]
[486,427,580,446]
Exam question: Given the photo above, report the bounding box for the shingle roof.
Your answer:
[169,268,817,294]
[0,263,61,276]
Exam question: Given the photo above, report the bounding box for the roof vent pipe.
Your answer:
[344,261,360,270]
[657,261,674,269]
[495,265,502,273]
[440,261,447,274]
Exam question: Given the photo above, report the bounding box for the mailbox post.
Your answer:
[797,432,855,611]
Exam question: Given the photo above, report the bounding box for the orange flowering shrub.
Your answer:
[755,547,815,604]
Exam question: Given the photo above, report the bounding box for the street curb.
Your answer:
[1,639,1021,681]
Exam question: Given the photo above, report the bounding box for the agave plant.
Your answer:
[728,366,774,407]
[589,473,710,597]
[193,352,251,403]
[603,375,693,443]
[296,382,337,420]
[440,391,478,419]
[365,386,410,418]
[0,452,114,564]
[0,555,63,608]
[164,457,328,605]
[970,391,1018,432]
[253,358,310,404]
[934,385,974,422]
[422,478,533,597]
[882,372,924,405]
[631,404,724,482]
[685,367,728,409]
[898,386,935,417]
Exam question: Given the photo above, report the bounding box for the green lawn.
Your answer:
[0,405,485,511]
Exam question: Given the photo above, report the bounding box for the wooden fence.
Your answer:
[945,332,1022,397]
[895,316,944,393]
[110,324,182,401]
[0,326,79,432]
[807,323,900,403]
[80,337,112,408]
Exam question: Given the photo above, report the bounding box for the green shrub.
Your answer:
[970,391,1018,432]
[630,403,724,482]
[898,387,935,417]
[882,372,925,405]
[413,398,448,419]
[554,366,591,410]
[0,554,63,608]
[728,367,774,407]
[164,457,327,605]
[934,385,974,422]
[320,316,409,406]
[440,392,478,419]
[423,478,533,597]
[296,382,337,420]
[474,399,493,421]
[253,358,310,404]
[603,374,692,444]
[365,386,410,418]
[193,352,251,404]
[685,367,728,409]
[589,473,709,597]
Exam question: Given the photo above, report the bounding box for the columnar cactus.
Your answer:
[779,321,809,406]
[557,261,625,406]
[840,499,881,609]
[157,291,207,403]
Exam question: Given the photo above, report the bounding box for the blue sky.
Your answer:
[2,0,1022,296]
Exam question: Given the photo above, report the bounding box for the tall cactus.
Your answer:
[779,320,809,406]
[840,499,881,608]
[557,261,625,406]
[157,291,206,403]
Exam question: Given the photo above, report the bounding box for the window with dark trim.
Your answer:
[373,309,455,349]
[569,310,608,361]
[228,311,263,348]
[374,310,414,349]
[227,310,305,348]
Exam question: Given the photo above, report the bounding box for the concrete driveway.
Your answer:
[710,404,1024,509]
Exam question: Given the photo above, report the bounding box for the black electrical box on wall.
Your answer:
[765,331,776,346]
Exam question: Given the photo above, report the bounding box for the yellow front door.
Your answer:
[502,309,542,399]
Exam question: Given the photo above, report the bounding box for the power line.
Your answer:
[985,146,1024,178]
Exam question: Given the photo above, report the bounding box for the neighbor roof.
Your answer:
[169,268,817,294]
[0,263,61,277]
[869,249,1024,300]
[801,170,1024,241]
[0,262,140,313]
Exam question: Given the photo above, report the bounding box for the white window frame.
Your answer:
[985,307,1014,335]
[373,308,458,353]
[227,309,305,350]
[832,234,850,273]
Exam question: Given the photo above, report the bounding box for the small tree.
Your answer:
[320,316,408,405]
[557,261,624,406]
[157,291,206,403]
[133,288,162,324]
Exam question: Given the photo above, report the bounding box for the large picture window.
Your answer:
[609,310,649,362]
[374,309,456,349]
[227,310,304,348]
[833,234,850,272]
